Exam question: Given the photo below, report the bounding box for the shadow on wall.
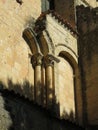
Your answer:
[0,80,84,130]
[0,79,34,101]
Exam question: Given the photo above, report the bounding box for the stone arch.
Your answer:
[37,32,49,56]
[59,51,78,71]
[23,28,40,54]
[54,45,82,123]
[23,28,44,105]
[37,30,55,56]
[55,44,78,63]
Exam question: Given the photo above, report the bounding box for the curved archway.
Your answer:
[37,30,55,56]
[54,48,81,122]
[59,51,78,71]
[55,44,78,63]
[57,54,75,120]
[23,28,40,54]
[37,32,49,56]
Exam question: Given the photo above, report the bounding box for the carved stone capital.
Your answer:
[43,54,60,67]
[43,57,54,67]
[31,53,43,68]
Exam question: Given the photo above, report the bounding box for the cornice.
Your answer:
[34,10,78,36]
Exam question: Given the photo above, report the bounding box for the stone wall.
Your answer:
[55,0,75,28]
[0,0,83,123]
[77,6,98,125]
[0,0,41,98]
[46,14,78,61]
[56,57,75,120]
[45,14,83,125]
[0,90,84,130]
[0,0,87,126]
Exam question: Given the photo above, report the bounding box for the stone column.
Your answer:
[31,53,43,105]
[41,65,46,107]
[44,55,54,109]
[44,54,60,109]
[46,64,54,109]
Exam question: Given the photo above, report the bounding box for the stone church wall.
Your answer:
[77,6,98,125]
[0,0,41,99]
[55,0,75,28]
[0,0,83,125]
[46,14,83,125]
[1,0,97,127]
[0,90,84,130]
[0,0,83,124]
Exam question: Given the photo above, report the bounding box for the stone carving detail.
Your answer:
[31,53,43,68]
[43,54,60,67]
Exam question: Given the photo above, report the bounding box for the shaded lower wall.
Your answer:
[77,6,98,126]
[78,29,98,126]
[0,89,84,130]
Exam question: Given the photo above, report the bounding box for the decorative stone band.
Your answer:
[43,54,60,67]
[31,53,43,68]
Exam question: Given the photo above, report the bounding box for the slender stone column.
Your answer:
[31,53,43,105]
[41,65,46,107]
[44,54,60,109]
[46,64,53,108]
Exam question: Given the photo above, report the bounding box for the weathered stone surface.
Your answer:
[77,6,98,125]
[76,0,98,7]
[0,0,79,123]
[0,0,41,99]
[0,0,98,128]
[0,90,84,130]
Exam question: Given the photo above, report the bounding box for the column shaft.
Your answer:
[34,65,42,105]
[44,54,60,109]
[31,53,43,105]
[46,65,53,108]
[41,66,46,107]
